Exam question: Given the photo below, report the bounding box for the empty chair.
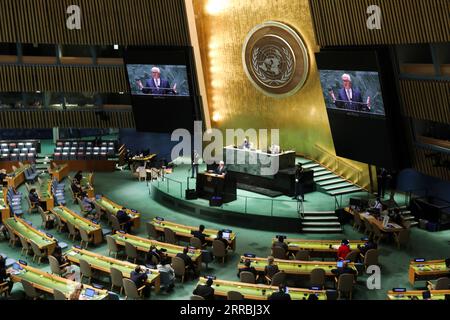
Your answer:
[364,249,379,270]
[38,206,49,229]
[393,229,410,249]
[372,226,387,244]
[270,271,286,286]
[19,236,32,256]
[190,295,205,300]
[146,222,159,240]
[122,278,144,300]
[106,235,120,258]
[227,291,244,300]
[22,279,43,300]
[163,227,177,245]
[25,195,39,214]
[427,277,450,290]
[295,250,310,261]
[337,274,354,300]
[124,242,138,263]
[310,268,326,289]
[79,229,92,249]
[53,289,67,300]
[30,241,46,264]
[79,259,93,284]
[239,271,256,284]
[110,215,124,233]
[110,267,124,294]
[7,226,19,247]
[271,246,287,260]
[344,250,360,262]
[189,237,203,249]
[54,214,65,233]
[172,256,187,283]
[363,220,374,238]
[66,222,79,241]
[212,239,227,263]
[48,255,67,277]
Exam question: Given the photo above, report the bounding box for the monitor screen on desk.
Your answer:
[337,261,344,268]
[84,288,95,297]
[222,232,231,240]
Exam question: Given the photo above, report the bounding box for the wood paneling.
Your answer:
[0,0,190,46]
[0,110,135,128]
[309,0,450,46]
[412,146,450,181]
[0,65,128,93]
[399,79,450,124]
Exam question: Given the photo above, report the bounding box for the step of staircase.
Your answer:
[302,216,339,221]
[302,227,343,233]
[401,215,415,221]
[316,178,346,186]
[322,182,354,191]
[303,211,336,216]
[314,170,334,178]
[302,221,341,227]
[329,186,363,196]
[408,221,419,227]
[302,163,320,169]
[314,174,338,182]
[310,167,327,173]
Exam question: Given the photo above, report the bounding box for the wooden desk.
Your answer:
[387,289,450,300]
[274,238,366,258]
[0,188,11,222]
[237,255,357,277]
[408,259,450,285]
[50,163,69,182]
[53,160,116,172]
[94,196,141,229]
[150,218,236,251]
[345,207,404,234]
[197,277,327,300]
[65,247,160,292]
[51,206,103,245]
[9,262,108,300]
[111,232,202,269]
[37,178,54,211]
[4,217,57,255]
[5,164,29,189]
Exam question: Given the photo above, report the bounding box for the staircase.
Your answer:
[34,154,52,171]
[302,161,364,197]
[300,211,342,233]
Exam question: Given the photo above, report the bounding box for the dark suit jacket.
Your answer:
[268,291,291,300]
[273,241,288,252]
[331,267,356,278]
[335,88,364,111]
[215,166,227,175]
[145,78,171,95]
[264,264,279,278]
[176,253,194,268]
[117,210,131,224]
[193,284,215,300]
[191,230,206,244]
[130,271,147,288]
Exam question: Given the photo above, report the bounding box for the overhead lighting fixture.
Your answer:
[118,92,124,95]
[113,44,119,50]
[36,90,41,93]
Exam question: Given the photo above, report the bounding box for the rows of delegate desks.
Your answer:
[65,247,160,292]
[149,218,237,251]
[197,277,327,300]
[274,238,366,259]
[238,256,357,277]
[111,232,203,270]
[408,259,450,285]
[51,206,103,245]
[387,289,450,300]
[345,207,404,235]
[94,196,141,229]
[4,216,57,255]
[8,262,108,300]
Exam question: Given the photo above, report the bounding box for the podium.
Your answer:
[196,172,237,204]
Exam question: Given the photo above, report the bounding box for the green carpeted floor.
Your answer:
[1,169,449,300]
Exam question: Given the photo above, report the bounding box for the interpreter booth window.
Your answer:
[412,119,450,151]
[0,92,22,109]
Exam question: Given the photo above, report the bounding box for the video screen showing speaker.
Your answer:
[316,49,397,169]
[124,46,200,133]
[126,64,190,97]
[320,70,385,116]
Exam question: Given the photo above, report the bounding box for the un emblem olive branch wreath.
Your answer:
[251,46,294,86]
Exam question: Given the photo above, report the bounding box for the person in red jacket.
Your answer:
[337,239,351,260]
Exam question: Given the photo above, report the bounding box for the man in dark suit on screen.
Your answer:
[329,73,370,111]
[136,67,177,95]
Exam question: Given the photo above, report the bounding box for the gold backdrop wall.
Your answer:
[192,0,372,189]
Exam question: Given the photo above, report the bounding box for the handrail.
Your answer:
[314,144,363,173]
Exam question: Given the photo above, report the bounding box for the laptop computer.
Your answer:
[337,261,344,268]
[84,288,95,298]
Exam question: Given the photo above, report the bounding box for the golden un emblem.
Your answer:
[243,21,309,98]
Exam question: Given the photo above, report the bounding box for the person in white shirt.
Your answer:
[157,262,175,292]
